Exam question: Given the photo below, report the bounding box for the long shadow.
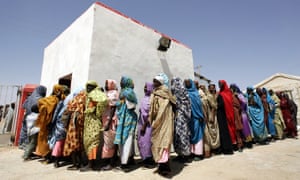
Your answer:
[158,51,173,83]
[155,154,187,179]
[111,157,145,173]
[118,155,186,177]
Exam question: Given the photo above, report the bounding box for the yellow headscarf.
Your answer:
[52,84,66,100]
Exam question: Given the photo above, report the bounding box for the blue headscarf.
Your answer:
[185,79,204,144]
[157,73,169,88]
[262,87,275,110]
[262,87,276,136]
[114,76,138,145]
[230,83,242,94]
[23,85,47,114]
[120,76,137,104]
[186,79,204,120]
[246,86,267,141]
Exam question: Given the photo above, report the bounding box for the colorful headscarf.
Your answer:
[218,80,234,122]
[186,79,204,120]
[106,79,118,91]
[23,85,47,114]
[120,76,134,89]
[52,84,66,100]
[155,73,169,87]
[105,79,119,106]
[262,87,275,106]
[230,83,242,94]
[144,82,154,96]
[120,76,137,104]
[86,80,98,89]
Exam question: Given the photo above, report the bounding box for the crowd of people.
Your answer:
[17,73,298,177]
[0,102,15,134]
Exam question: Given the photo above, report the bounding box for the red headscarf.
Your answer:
[218,80,236,144]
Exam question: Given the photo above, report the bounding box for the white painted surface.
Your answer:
[41,2,194,103]
[41,5,94,93]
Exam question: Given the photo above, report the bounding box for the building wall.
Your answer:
[88,3,194,102]
[41,3,194,102]
[256,76,300,124]
[40,5,95,94]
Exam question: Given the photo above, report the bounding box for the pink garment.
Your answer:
[190,139,203,155]
[101,81,119,159]
[51,140,65,157]
[102,130,116,158]
[157,149,169,163]
[101,104,117,158]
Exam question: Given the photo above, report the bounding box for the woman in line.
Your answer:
[246,87,268,145]
[184,79,205,160]
[230,84,253,148]
[149,73,175,176]
[269,90,285,140]
[35,84,65,162]
[279,93,298,138]
[171,77,191,163]
[114,76,138,172]
[204,84,221,156]
[101,79,119,170]
[230,84,244,152]
[22,85,47,158]
[137,82,155,167]
[19,85,47,149]
[48,86,70,167]
[262,87,277,141]
[217,80,235,154]
[80,80,107,171]
[63,88,86,170]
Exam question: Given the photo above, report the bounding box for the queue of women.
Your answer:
[18,73,298,177]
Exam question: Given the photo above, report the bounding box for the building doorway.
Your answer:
[58,73,72,89]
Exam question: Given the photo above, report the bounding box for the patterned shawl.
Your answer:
[84,80,108,155]
[171,77,191,156]
[114,76,138,145]
[48,87,83,149]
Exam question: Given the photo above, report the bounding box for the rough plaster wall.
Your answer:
[88,4,194,103]
[40,5,95,95]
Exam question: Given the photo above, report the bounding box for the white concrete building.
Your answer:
[255,73,300,124]
[40,2,194,103]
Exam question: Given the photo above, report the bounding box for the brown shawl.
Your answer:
[149,85,175,162]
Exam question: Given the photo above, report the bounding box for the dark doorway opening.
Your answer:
[58,73,72,89]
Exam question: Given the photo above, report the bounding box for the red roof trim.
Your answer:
[95,2,189,48]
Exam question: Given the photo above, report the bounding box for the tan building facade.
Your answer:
[255,73,300,125]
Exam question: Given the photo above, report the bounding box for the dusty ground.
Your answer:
[0,135,300,180]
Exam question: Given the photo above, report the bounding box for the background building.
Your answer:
[255,73,300,126]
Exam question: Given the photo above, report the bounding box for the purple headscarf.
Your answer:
[137,82,154,159]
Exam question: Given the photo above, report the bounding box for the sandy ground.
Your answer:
[0,135,300,180]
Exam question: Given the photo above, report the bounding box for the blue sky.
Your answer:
[0,0,299,91]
